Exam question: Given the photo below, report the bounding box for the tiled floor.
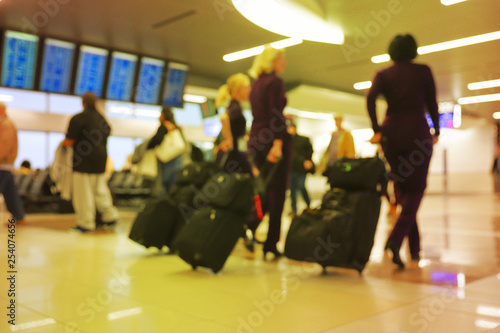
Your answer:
[1,179,500,332]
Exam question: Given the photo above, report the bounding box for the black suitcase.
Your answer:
[284,189,381,274]
[175,161,220,189]
[128,198,181,249]
[129,185,198,250]
[172,206,246,273]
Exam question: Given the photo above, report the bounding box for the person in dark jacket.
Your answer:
[64,92,119,232]
[288,122,314,216]
[367,34,440,268]
[246,46,292,259]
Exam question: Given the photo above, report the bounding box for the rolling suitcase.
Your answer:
[128,184,198,250]
[172,206,246,273]
[284,189,381,274]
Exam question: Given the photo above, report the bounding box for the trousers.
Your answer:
[72,172,119,230]
[0,170,25,221]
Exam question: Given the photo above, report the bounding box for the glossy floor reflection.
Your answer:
[1,188,500,332]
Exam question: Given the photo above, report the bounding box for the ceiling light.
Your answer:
[183,94,207,103]
[468,79,500,90]
[372,31,500,63]
[0,94,14,102]
[232,0,344,44]
[223,37,303,62]
[353,81,372,90]
[371,54,390,63]
[493,112,500,119]
[458,93,500,105]
[223,45,265,62]
[270,37,303,49]
[441,0,467,5]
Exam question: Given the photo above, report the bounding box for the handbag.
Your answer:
[135,150,158,177]
[155,129,187,163]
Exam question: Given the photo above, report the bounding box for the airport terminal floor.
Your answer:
[1,177,500,333]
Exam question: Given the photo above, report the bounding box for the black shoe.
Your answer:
[411,253,421,262]
[385,240,405,269]
[98,221,117,231]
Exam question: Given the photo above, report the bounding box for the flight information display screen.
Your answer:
[106,51,138,101]
[135,57,165,104]
[1,30,39,89]
[74,45,108,97]
[40,38,75,93]
[162,62,189,107]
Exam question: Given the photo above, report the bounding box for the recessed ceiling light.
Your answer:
[223,38,302,62]
[372,31,500,63]
[468,79,500,90]
[441,0,467,5]
[458,93,500,105]
[353,81,372,90]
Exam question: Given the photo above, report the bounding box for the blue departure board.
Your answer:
[1,31,39,89]
[162,62,189,107]
[106,51,138,101]
[74,45,108,97]
[40,38,75,93]
[135,57,165,104]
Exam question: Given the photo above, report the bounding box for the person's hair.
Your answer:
[215,73,251,108]
[388,34,418,62]
[249,46,285,79]
[161,107,177,126]
[82,91,98,108]
[21,160,31,169]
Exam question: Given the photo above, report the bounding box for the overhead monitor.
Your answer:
[74,45,109,97]
[1,30,39,89]
[135,57,165,105]
[106,51,138,101]
[162,62,189,107]
[40,38,76,94]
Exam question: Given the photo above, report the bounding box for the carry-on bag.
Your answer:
[172,206,246,273]
[284,189,381,274]
[326,156,388,194]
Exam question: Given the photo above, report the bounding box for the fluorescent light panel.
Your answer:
[458,93,500,105]
[372,31,500,63]
[223,38,302,62]
[183,94,207,103]
[353,81,372,90]
[441,0,467,5]
[493,112,500,119]
[468,79,500,90]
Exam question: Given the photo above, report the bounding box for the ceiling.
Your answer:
[1,0,499,121]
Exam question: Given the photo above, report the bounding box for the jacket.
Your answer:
[292,134,314,174]
[317,130,355,174]
[0,115,18,170]
[50,141,73,200]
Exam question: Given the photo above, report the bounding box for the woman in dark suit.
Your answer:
[246,46,292,259]
[367,34,440,268]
